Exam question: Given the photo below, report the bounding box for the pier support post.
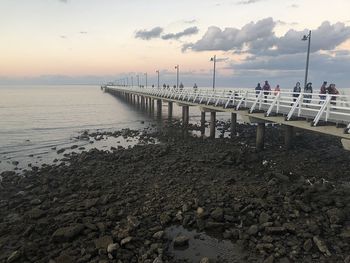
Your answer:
[137,95,140,105]
[231,113,237,138]
[284,125,294,150]
[151,99,154,112]
[182,106,189,127]
[201,111,206,135]
[157,99,162,117]
[168,102,173,120]
[210,112,216,139]
[256,123,265,152]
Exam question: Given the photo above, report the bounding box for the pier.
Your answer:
[103,85,350,151]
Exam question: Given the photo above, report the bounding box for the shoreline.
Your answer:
[1,123,350,263]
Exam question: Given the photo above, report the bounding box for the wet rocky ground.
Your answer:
[1,122,350,263]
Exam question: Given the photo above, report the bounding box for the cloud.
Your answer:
[135,27,163,40]
[289,4,299,8]
[59,0,68,3]
[183,17,276,52]
[80,31,88,34]
[60,35,67,39]
[237,0,263,5]
[183,19,350,57]
[183,19,197,24]
[162,27,199,40]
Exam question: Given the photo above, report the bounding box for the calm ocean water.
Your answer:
[0,85,232,173]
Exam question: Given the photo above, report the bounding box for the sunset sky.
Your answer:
[1,0,350,88]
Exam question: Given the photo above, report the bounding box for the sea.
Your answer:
[0,85,234,173]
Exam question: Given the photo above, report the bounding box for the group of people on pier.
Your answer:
[255,80,339,104]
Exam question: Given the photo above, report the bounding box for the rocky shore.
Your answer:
[1,122,350,263]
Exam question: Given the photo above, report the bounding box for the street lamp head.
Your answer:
[302,35,308,41]
[210,57,214,61]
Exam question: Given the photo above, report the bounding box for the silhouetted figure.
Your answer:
[304,82,313,105]
[262,80,271,103]
[255,83,261,97]
[327,84,339,105]
[319,81,327,104]
[293,82,301,102]
[274,84,281,96]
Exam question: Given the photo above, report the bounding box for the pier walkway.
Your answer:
[103,85,350,151]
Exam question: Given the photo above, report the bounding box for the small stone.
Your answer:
[259,212,270,224]
[27,208,46,219]
[52,224,84,242]
[127,215,140,229]
[265,227,286,235]
[159,213,171,225]
[54,254,74,263]
[7,250,21,263]
[173,235,189,248]
[313,236,331,256]
[197,207,205,216]
[152,231,164,239]
[200,257,210,263]
[263,254,274,263]
[210,208,224,221]
[120,236,133,246]
[107,243,119,258]
[94,236,113,249]
[248,225,259,236]
[303,239,313,252]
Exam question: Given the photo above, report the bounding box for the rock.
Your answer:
[340,228,350,238]
[159,213,171,225]
[7,250,21,263]
[27,208,46,219]
[263,254,274,263]
[11,161,19,166]
[248,225,259,236]
[259,212,270,224]
[327,208,344,224]
[210,207,224,221]
[94,235,113,249]
[127,215,140,229]
[54,254,74,263]
[153,257,163,263]
[107,243,119,258]
[197,207,205,217]
[152,231,164,240]
[200,257,210,263]
[57,148,65,154]
[173,235,189,248]
[313,236,331,256]
[52,224,85,242]
[265,227,286,235]
[120,236,133,246]
[303,238,313,252]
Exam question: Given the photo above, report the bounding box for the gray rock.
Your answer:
[52,224,85,242]
[94,235,113,249]
[120,236,133,246]
[173,235,189,248]
[152,230,164,240]
[27,208,46,219]
[7,250,21,263]
[303,238,313,252]
[259,212,270,224]
[313,236,331,256]
[210,207,224,221]
[248,225,258,236]
[200,257,210,263]
[107,243,119,258]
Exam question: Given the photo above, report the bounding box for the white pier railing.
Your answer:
[106,86,350,133]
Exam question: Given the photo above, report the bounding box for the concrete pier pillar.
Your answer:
[137,95,140,105]
[210,112,216,138]
[157,99,162,117]
[284,125,294,150]
[151,99,155,112]
[231,113,237,138]
[182,106,189,127]
[145,97,148,107]
[256,123,265,152]
[200,111,206,135]
[168,102,173,119]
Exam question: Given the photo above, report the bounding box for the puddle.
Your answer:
[165,225,246,263]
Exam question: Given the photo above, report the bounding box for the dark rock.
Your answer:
[52,224,85,242]
[173,235,189,248]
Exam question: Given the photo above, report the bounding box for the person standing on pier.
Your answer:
[319,81,327,104]
[274,84,281,96]
[262,81,271,103]
[327,84,339,105]
[255,83,261,97]
[304,82,313,105]
[293,82,301,102]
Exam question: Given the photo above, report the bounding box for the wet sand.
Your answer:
[1,122,350,263]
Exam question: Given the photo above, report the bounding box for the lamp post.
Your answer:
[156,70,160,88]
[210,55,216,91]
[302,30,311,89]
[175,65,179,89]
[144,73,148,88]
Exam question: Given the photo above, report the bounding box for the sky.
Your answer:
[1,0,350,88]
